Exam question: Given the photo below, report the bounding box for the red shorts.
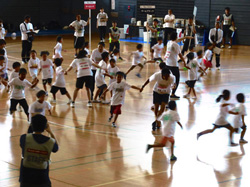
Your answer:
[203,59,212,68]
[161,136,175,144]
[110,105,122,115]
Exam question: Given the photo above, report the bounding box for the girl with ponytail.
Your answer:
[197,89,239,146]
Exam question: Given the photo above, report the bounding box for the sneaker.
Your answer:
[22,61,26,64]
[239,139,248,144]
[228,45,232,49]
[152,121,156,131]
[50,99,56,104]
[112,122,116,128]
[221,45,225,48]
[183,94,190,98]
[118,57,123,61]
[108,116,113,122]
[135,73,141,78]
[217,67,220,70]
[208,68,211,70]
[92,100,101,103]
[74,53,77,58]
[67,100,72,104]
[18,105,23,112]
[170,155,177,161]
[87,101,92,107]
[10,110,14,115]
[170,95,180,99]
[146,144,152,153]
[71,102,75,108]
[102,100,110,104]
[230,142,238,146]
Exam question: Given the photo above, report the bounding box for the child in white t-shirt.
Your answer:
[93,52,113,104]
[197,90,239,146]
[233,93,248,143]
[107,59,119,96]
[149,37,164,63]
[126,44,147,78]
[28,90,51,132]
[84,42,90,58]
[8,68,39,120]
[38,51,55,91]
[0,56,7,88]
[101,71,140,127]
[28,50,39,83]
[183,52,206,98]
[110,48,119,62]
[50,58,72,104]
[53,36,63,61]
[146,101,183,161]
[202,42,213,70]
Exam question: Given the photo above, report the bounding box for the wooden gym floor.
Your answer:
[0,35,250,187]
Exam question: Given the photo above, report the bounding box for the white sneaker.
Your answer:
[22,61,26,64]
[67,100,72,104]
[87,101,92,107]
[228,45,232,49]
[217,67,220,70]
[70,102,75,108]
[221,45,225,48]
[239,139,248,144]
[50,99,56,104]
[102,100,110,104]
[208,68,211,70]
[183,94,190,98]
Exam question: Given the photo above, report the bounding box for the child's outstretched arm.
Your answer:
[30,79,39,88]
[140,79,150,92]
[177,121,183,129]
[131,85,141,91]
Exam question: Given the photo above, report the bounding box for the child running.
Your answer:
[50,58,72,104]
[146,101,183,161]
[203,42,213,71]
[38,51,55,91]
[233,93,248,143]
[126,44,147,78]
[197,90,239,146]
[8,68,39,120]
[107,58,120,96]
[93,52,113,104]
[28,90,51,132]
[149,37,164,63]
[28,50,39,84]
[101,71,140,127]
[53,36,63,61]
[183,52,206,98]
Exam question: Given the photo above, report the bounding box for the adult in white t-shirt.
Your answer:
[141,68,175,131]
[65,50,103,107]
[69,14,90,56]
[96,8,108,42]
[164,9,175,46]
[20,15,34,64]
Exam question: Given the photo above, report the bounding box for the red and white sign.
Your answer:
[84,1,96,10]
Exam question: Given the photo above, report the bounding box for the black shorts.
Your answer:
[223,25,232,38]
[185,80,196,88]
[213,123,231,128]
[42,78,52,85]
[98,84,107,90]
[150,38,158,48]
[153,91,169,104]
[109,41,120,52]
[50,86,68,95]
[74,36,85,49]
[76,76,92,89]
